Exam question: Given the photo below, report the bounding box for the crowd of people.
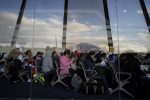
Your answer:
[0,45,150,97]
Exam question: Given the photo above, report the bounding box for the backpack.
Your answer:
[71,74,83,92]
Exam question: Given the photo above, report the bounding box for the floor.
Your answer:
[0,78,139,100]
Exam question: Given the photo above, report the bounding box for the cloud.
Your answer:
[137,32,150,43]
[0,12,107,49]
[136,9,143,14]
[136,8,150,14]
[0,12,64,48]
[0,12,149,53]
[67,22,103,34]
[115,33,150,53]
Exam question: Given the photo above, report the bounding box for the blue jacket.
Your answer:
[83,58,95,70]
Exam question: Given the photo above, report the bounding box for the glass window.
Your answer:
[107,0,118,53]
[17,0,35,49]
[0,0,32,99]
[109,0,150,53]
[67,0,108,52]
[0,0,21,52]
[1,0,150,99]
[33,0,64,50]
[18,0,64,53]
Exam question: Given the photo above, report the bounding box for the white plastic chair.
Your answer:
[80,61,104,94]
[32,59,45,85]
[109,61,134,98]
[51,61,71,89]
[80,61,97,83]
[0,65,9,80]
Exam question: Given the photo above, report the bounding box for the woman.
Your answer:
[24,49,33,82]
[59,49,75,76]
[84,51,112,94]
[52,47,59,69]
[8,44,24,83]
[83,51,96,70]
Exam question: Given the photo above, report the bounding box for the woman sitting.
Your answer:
[59,49,75,76]
[83,51,113,94]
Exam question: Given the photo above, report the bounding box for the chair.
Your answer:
[0,65,9,80]
[80,61,97,83]
[32,72,44,85]
[51,61,71,89]
[109,61,134,98]
[18,68,28,82]
[0,59,10,80]
[80,61,104,94]
[32,59,45,85]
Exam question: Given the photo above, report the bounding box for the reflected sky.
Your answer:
[108,0,150,52]
[0,0,150,53]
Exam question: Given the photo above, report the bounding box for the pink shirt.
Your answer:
[59,55,73,75]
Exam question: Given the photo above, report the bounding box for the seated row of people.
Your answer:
[2,45,54,83]
[1,45,149,95]
[0,45,115,94]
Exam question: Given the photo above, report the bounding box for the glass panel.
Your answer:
[33,0,64,52]
[31,0,64,98]
[109,0,150,53]
[0,0,21,51]
[107,0,120,99]
[108,0,119,54]
[17,0,35,49]
[117,0,150,53]
[17,0,35,98]
[0,0,32,99]
[109,0,150,99]
[1,0,150,99]
[67,0,108,53]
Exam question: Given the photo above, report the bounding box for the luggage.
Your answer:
[83,78,104,95]
[71,74,83,92]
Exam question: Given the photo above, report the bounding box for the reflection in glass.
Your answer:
[0,0,21,52]
[67,0,108,52]
[33,0,64,49]
[17,0,35,49]
[113,0,149,53]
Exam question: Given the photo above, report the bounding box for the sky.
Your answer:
[0,0,150,53]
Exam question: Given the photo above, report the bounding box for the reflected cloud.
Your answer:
[68,21,103,34]
[0,12,105,49]
[0,12,149,53]
[136,8,150,14]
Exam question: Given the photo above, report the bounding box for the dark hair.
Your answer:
[70,52,75,58]
[37,51,41,55]
[25,50,31,55]
[94,51,102,59]
[145,53,150,59]
[101,52,107,58]
[86,51,95,60]
[64,49,71,56]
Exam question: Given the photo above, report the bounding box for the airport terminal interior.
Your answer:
[0,0,150,99]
